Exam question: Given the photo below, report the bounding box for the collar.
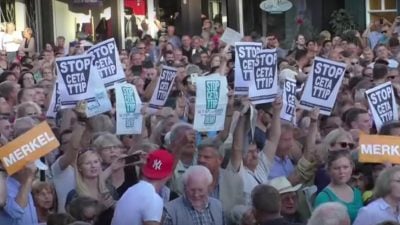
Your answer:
[274,155,289,162]
[379,198,396,210]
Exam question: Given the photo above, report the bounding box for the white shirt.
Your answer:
[227,151,272,205]
[353,198,400,225]
[51,158,76,213]
[111,180,163,225]
[2,31,22,52]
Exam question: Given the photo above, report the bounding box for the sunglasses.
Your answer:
[382,30,388,34]
[351,61,359,65]
[335,142,355,149]
[387,75,397,80]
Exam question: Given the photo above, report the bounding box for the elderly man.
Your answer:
[162,165,224,225]
[307,202,350,225]
[269,177,303,223]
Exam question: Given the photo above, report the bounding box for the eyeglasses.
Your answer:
[382,30,388,34]
[351,61,359,65]
[336,142,355,149]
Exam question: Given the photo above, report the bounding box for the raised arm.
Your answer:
[0,170,6,208]
[262,97,282,160]
[303,107,319,162]
[230,102,250,171]
[214,89,234,143]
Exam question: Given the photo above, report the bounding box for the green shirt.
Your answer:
[314,187,363,223]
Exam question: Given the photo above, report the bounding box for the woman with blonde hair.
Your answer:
[32,181,57,224]
[315,128,355,192]
[19,27,35,57]
[15,101,42,119]
[66,150,117,211]
[92,132,138,198]
[354,166,400,225]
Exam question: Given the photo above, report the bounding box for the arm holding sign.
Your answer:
[143,76,159,102]
[0,170,6,208]
[230,102,250,171]
[303,108,319,161]
[263,97,282,161]
[286,108,319,185]
[58,104,87,171]
[213,89,234,144]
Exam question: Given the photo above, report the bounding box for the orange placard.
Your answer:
[359,134,400,164]
[0,122,60,175]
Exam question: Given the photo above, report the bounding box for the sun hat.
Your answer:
[141,149,174,180]
[268,176,302,194]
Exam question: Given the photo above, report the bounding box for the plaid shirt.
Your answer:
[162,197,215,225]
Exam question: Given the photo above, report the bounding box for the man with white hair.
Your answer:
[162,165,224,225]
[307,202,351,225]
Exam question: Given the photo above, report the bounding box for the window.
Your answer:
[366,0,397,25]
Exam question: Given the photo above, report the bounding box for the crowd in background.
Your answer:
[1,14,400,225]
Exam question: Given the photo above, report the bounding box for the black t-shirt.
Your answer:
[115,165,139,198]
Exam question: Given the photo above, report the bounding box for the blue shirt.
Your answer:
[0,177,38,225]
[353,198,400,225]
[268,156,294,179]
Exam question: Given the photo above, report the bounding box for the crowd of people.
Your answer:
[1,13,400,225]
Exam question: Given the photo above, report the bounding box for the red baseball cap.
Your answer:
[142,149,174,180]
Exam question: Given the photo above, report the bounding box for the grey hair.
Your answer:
[308,202,349,225]
[374,166,400,199]
[169,122,193,143]
[14,116,38,137]
[182,165,213,186]
[92,132,123,150]
[198,138,224,157]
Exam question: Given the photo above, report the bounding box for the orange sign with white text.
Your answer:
[0,122,60,175]
[359,134,400,164]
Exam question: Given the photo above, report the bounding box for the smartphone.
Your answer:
[123,152,142,165]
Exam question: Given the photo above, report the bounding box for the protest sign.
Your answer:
[55,54,101,107]
[248,48,278,104]
[193,75,228,132]
[220,27,243,46]
[148,66,177,113]
[115,83,143,135]
[366,81,398,131]
[359,133,400,164]
[299,57,346,115]
[0,122,60,175]
[280,78,297,124]
[46,81,61,118]
[234,42,262,95]
[87,38,126,89]
[85,66,112,117]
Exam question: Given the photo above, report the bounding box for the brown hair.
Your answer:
[326,149,353,169]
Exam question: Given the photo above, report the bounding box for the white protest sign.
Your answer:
[85,64,112,117]
[87,38,126,89]
[115,83,143,135]
[234,42,262,95]
[46,81,61,118]
[280,78,297,125]
[55,54,100,108]
[249,48,278,104]
[366,81,398,131]
[220,27,243,46]
[148,66,177,113]
[299,57,346,115]
[193,74,228,132]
